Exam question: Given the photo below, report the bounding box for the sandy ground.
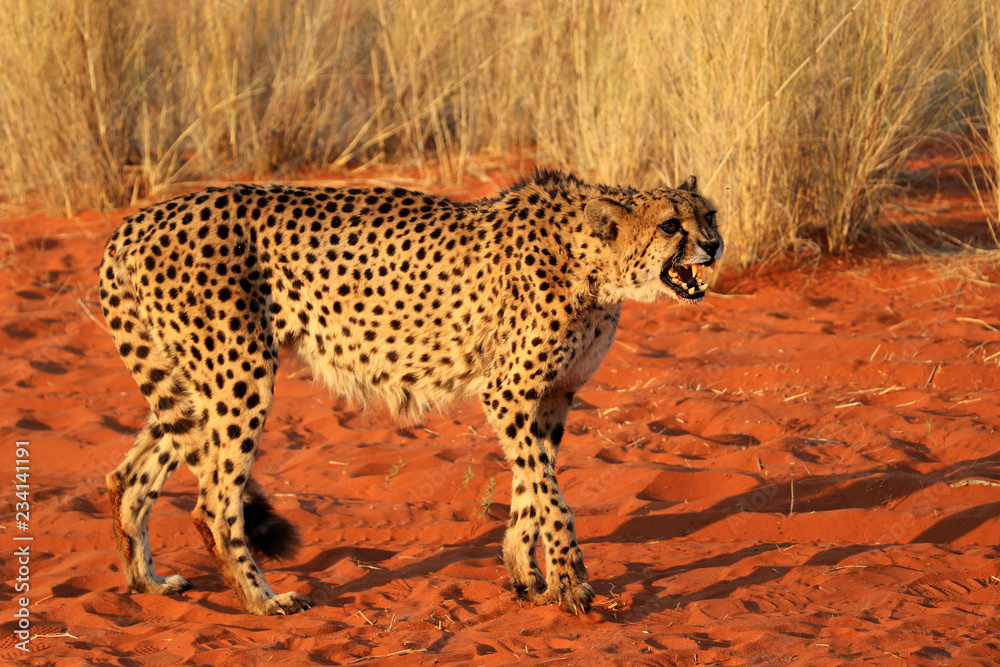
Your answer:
[3,164,1000,665]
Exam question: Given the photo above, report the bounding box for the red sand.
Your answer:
[3,166,1000,665]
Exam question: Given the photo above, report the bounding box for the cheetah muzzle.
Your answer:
[99,169,723,616]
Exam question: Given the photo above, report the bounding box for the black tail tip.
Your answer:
[243,479,302,561]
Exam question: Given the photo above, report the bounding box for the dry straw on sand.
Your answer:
[0,0,997,266]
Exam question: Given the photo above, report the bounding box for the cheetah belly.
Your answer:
[266,248,495,423]
[290,321,492,424]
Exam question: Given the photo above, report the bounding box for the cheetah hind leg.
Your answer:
[191,509,311,616]
[107,415,192,596]
[189,422,310,614]
[190,488,311,615]
[241,482,307,614]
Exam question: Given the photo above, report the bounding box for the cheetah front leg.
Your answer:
[483,383,594,614]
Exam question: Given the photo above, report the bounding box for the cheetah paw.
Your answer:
[255,592,312,615]
[511,567,548,604]
[548,579,594,615]
[130,574,192,595]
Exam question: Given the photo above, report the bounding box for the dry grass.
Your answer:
[976,0,1000,226]
[0,0,996,267]
[0,1,144,215]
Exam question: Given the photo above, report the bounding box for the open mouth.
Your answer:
[660,263,709,301]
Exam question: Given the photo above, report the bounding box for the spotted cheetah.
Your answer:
[99,170,723,615]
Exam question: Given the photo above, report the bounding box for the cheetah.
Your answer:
[99,170,723,615]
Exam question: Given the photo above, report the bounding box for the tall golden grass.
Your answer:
[0,0,995,266]
[977,0,1000,230]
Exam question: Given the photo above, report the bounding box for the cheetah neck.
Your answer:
[485,173,629,309]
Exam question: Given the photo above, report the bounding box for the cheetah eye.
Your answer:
[705,211,717,228]
[658,218,680,235]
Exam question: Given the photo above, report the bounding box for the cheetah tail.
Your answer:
[242,477,302,561]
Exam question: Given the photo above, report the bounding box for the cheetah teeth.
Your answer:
[666,264,709,295]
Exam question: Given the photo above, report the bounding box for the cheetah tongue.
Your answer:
[672,264,695,284]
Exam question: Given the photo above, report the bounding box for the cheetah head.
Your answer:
[584,175,723,304]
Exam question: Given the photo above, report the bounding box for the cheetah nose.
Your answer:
[699,239,722,264]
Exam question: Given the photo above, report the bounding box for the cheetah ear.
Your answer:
[678,175,698,193]
[584,197,627,243]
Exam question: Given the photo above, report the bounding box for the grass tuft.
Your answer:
[474,476,496,520]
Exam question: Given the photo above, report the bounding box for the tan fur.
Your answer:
[98,170,722,615]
